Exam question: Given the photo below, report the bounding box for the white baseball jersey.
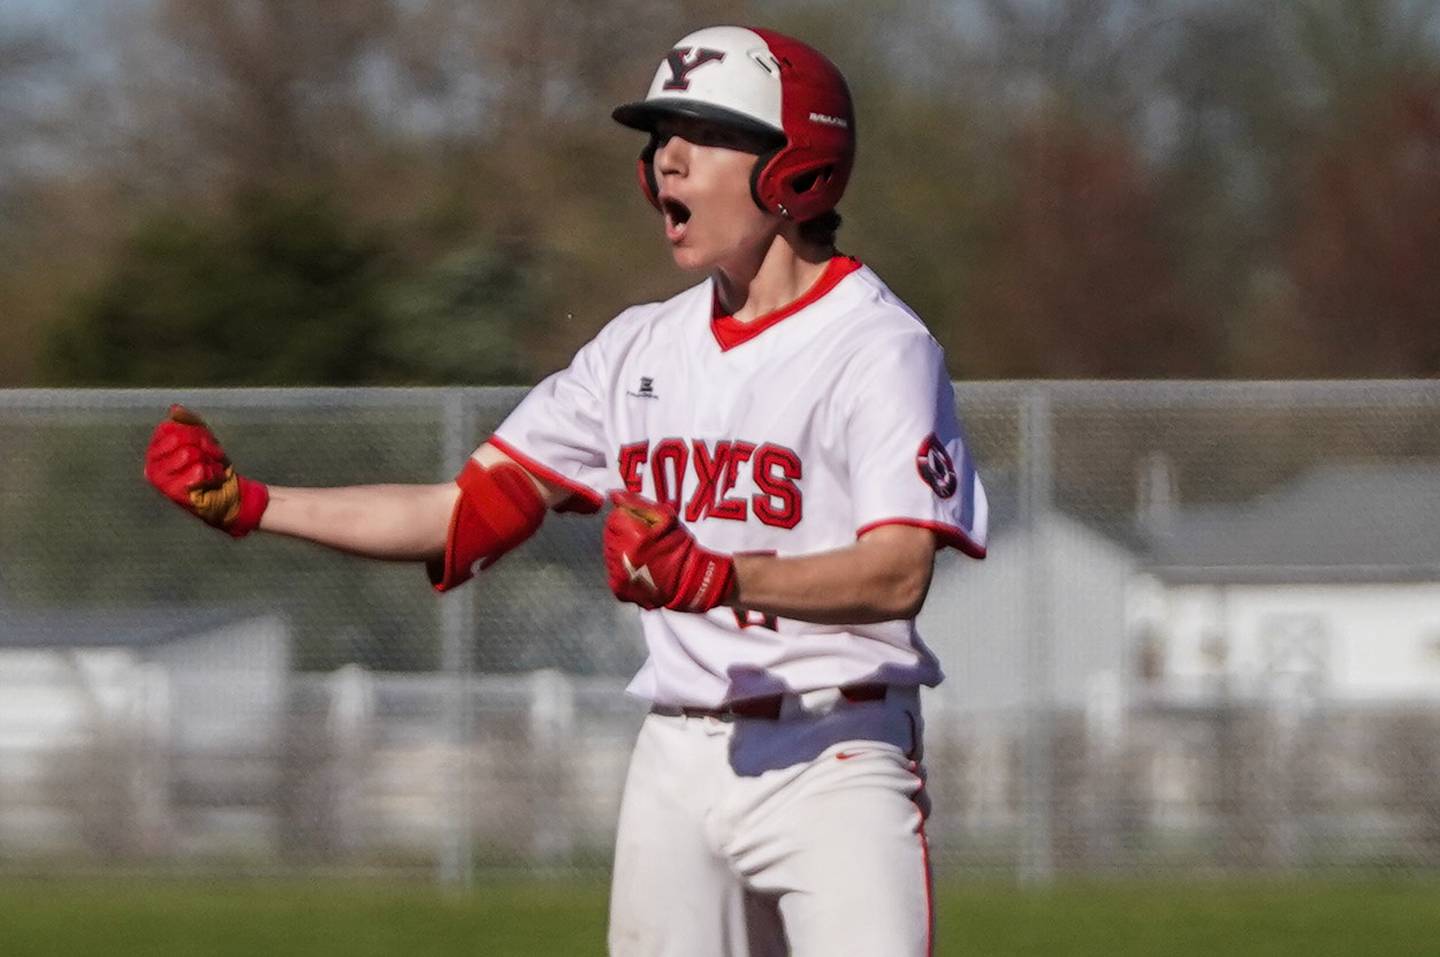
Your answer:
[490,256,988,707]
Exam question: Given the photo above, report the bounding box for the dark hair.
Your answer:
[798,209,842,248]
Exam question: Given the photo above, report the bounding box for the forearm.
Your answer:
[729,530,936,625]
[259,483,458,561]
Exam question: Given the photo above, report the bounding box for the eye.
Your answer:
[653,121,765,154]
[691,127,728,147]
[702,127,767,152]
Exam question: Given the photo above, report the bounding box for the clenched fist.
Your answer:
[143,404,269,538]
[603,491,735,613]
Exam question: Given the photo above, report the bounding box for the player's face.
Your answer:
[649,117,783,273]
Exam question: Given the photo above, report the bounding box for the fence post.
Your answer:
[327,663,374,855]
[528,669,578,864]
[1019,387,1055,886]
[438,390,475,889]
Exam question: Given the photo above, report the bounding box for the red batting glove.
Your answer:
[143,404,269,538]
[603,491,736,613]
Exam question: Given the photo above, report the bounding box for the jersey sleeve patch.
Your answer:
[915,433,958,499]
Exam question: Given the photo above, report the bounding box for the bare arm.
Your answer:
[728,524,938,625]
[259,482,458,560]
[257,443,569,561]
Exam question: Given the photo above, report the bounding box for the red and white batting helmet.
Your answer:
[612,25,856,223]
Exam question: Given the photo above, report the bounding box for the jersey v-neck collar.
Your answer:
[709,255,863,352]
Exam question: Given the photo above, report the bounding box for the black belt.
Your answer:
[652,683,889,721]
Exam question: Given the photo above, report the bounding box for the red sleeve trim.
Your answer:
[856,518,987,560]
[487,435,604,514]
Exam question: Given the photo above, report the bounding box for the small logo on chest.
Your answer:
[628,376,659,399]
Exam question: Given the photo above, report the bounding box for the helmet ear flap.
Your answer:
[752,151,842,222]
[637,135,661,210]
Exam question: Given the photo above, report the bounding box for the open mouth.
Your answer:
[661,197,692,241]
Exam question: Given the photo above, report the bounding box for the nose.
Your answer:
[653,133,690,179]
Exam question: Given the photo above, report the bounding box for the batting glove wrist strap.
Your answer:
[224,474,270,538]
[666,546,736,613]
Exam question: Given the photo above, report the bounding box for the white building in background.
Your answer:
[0,606,290,858]
[917,461,1440,864]
[921,461,1440,711]
[1136,463,1440,703]
[919,508,1141,714]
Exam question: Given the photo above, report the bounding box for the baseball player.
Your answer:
[143,25,987,956]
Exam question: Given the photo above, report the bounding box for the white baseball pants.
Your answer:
[607,688,933,956]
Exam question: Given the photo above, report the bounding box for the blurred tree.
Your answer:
[1291,0,1439,105]
[946,0,1219,376]
[964,110,1218,376]
[976,0,1176,119]
[1255,0,1440,375]
[381,242,539,385]
[1282,72,1440,375]
[0,26,76,385]
[46,190,395,386]
[44,185,553,386]
[1148,2,1308,372]
[5,0,1440,384]
[0,30,66,204]
[146,0,396,188]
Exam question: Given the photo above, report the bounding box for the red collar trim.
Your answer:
[710,256,863,351]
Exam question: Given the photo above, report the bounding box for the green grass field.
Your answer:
[2,876,1438,955]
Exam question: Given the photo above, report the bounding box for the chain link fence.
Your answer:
[3,383,1440,882]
